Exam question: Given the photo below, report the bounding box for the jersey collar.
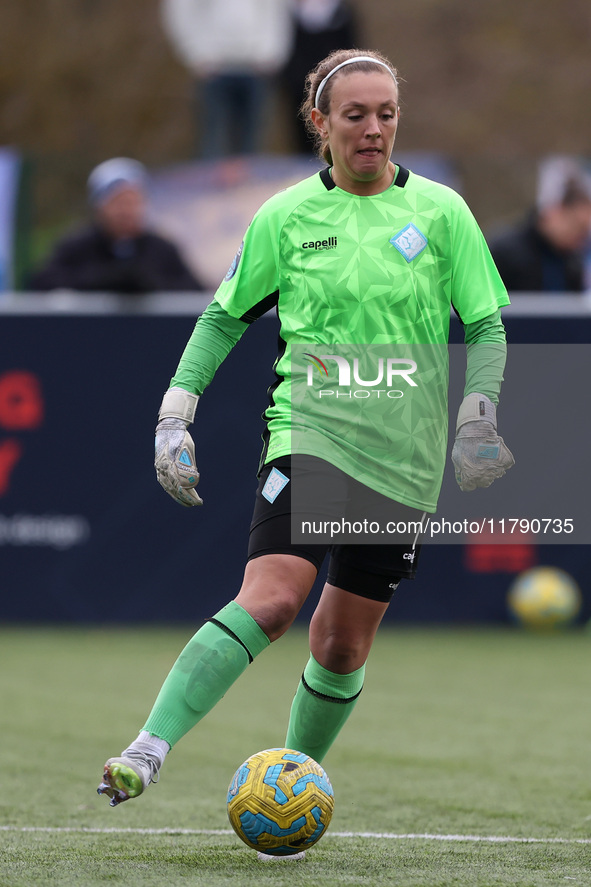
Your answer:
[319,165,410,192]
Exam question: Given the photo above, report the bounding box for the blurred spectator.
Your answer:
[281,0,359,153]
[161,0,293,158]
[28,158,205,294]
[488,156,591,292]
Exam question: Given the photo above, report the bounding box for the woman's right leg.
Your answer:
[144,553,317,744]
[97,553,317,806]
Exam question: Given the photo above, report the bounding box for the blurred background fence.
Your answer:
[1,294,590,625]
[1,1,591,624]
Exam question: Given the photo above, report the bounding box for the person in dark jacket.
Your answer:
[488,156,591,293]
[281,0,359,153]
[29,158,205,294]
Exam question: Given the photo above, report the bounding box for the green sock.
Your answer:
[284,654,365,763]
[143,601,269,747]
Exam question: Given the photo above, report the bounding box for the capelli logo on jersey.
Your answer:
[301,236,338,251]
[303,353,418,400]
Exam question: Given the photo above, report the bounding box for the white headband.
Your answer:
[314,56,396,108]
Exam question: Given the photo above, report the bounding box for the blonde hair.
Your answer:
[301,49,399,165]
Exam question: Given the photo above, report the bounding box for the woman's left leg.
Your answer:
[308,581,390,673]
[284,581,390,763]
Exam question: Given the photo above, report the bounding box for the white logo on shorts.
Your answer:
[390,224,428,262]
[403,551,416,562]
[262,467,290,503]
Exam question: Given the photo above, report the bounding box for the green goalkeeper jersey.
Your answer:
[175,165,509,511]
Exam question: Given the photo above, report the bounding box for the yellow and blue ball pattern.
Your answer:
[227,748,334,856]
[507,567,582,629]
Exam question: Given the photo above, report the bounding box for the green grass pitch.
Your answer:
[1,624,590,886]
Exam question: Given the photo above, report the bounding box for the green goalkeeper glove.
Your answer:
[155,387,203,507]
[452,392,515,492]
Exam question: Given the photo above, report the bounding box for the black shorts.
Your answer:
[247,457,426,603]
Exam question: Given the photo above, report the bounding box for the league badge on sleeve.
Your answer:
[224,240,244,281]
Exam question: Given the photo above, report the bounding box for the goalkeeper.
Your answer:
[97,48,514,809]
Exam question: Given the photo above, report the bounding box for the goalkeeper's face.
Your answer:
[96,186,147,240]
[311,70,399,196]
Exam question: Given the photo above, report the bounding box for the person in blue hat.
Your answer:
[29,158,205,294]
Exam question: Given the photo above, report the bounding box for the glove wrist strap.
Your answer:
[158,387,199,425]
[456,392,496,432]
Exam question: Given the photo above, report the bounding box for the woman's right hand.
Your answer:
[154,417,203,507]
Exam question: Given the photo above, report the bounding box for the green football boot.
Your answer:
[97,744,162,807]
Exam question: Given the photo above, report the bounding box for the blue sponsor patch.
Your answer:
[477,444,500,459]
[390,224,428,262]
[179,449,192,465]
[262,467,290,503]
